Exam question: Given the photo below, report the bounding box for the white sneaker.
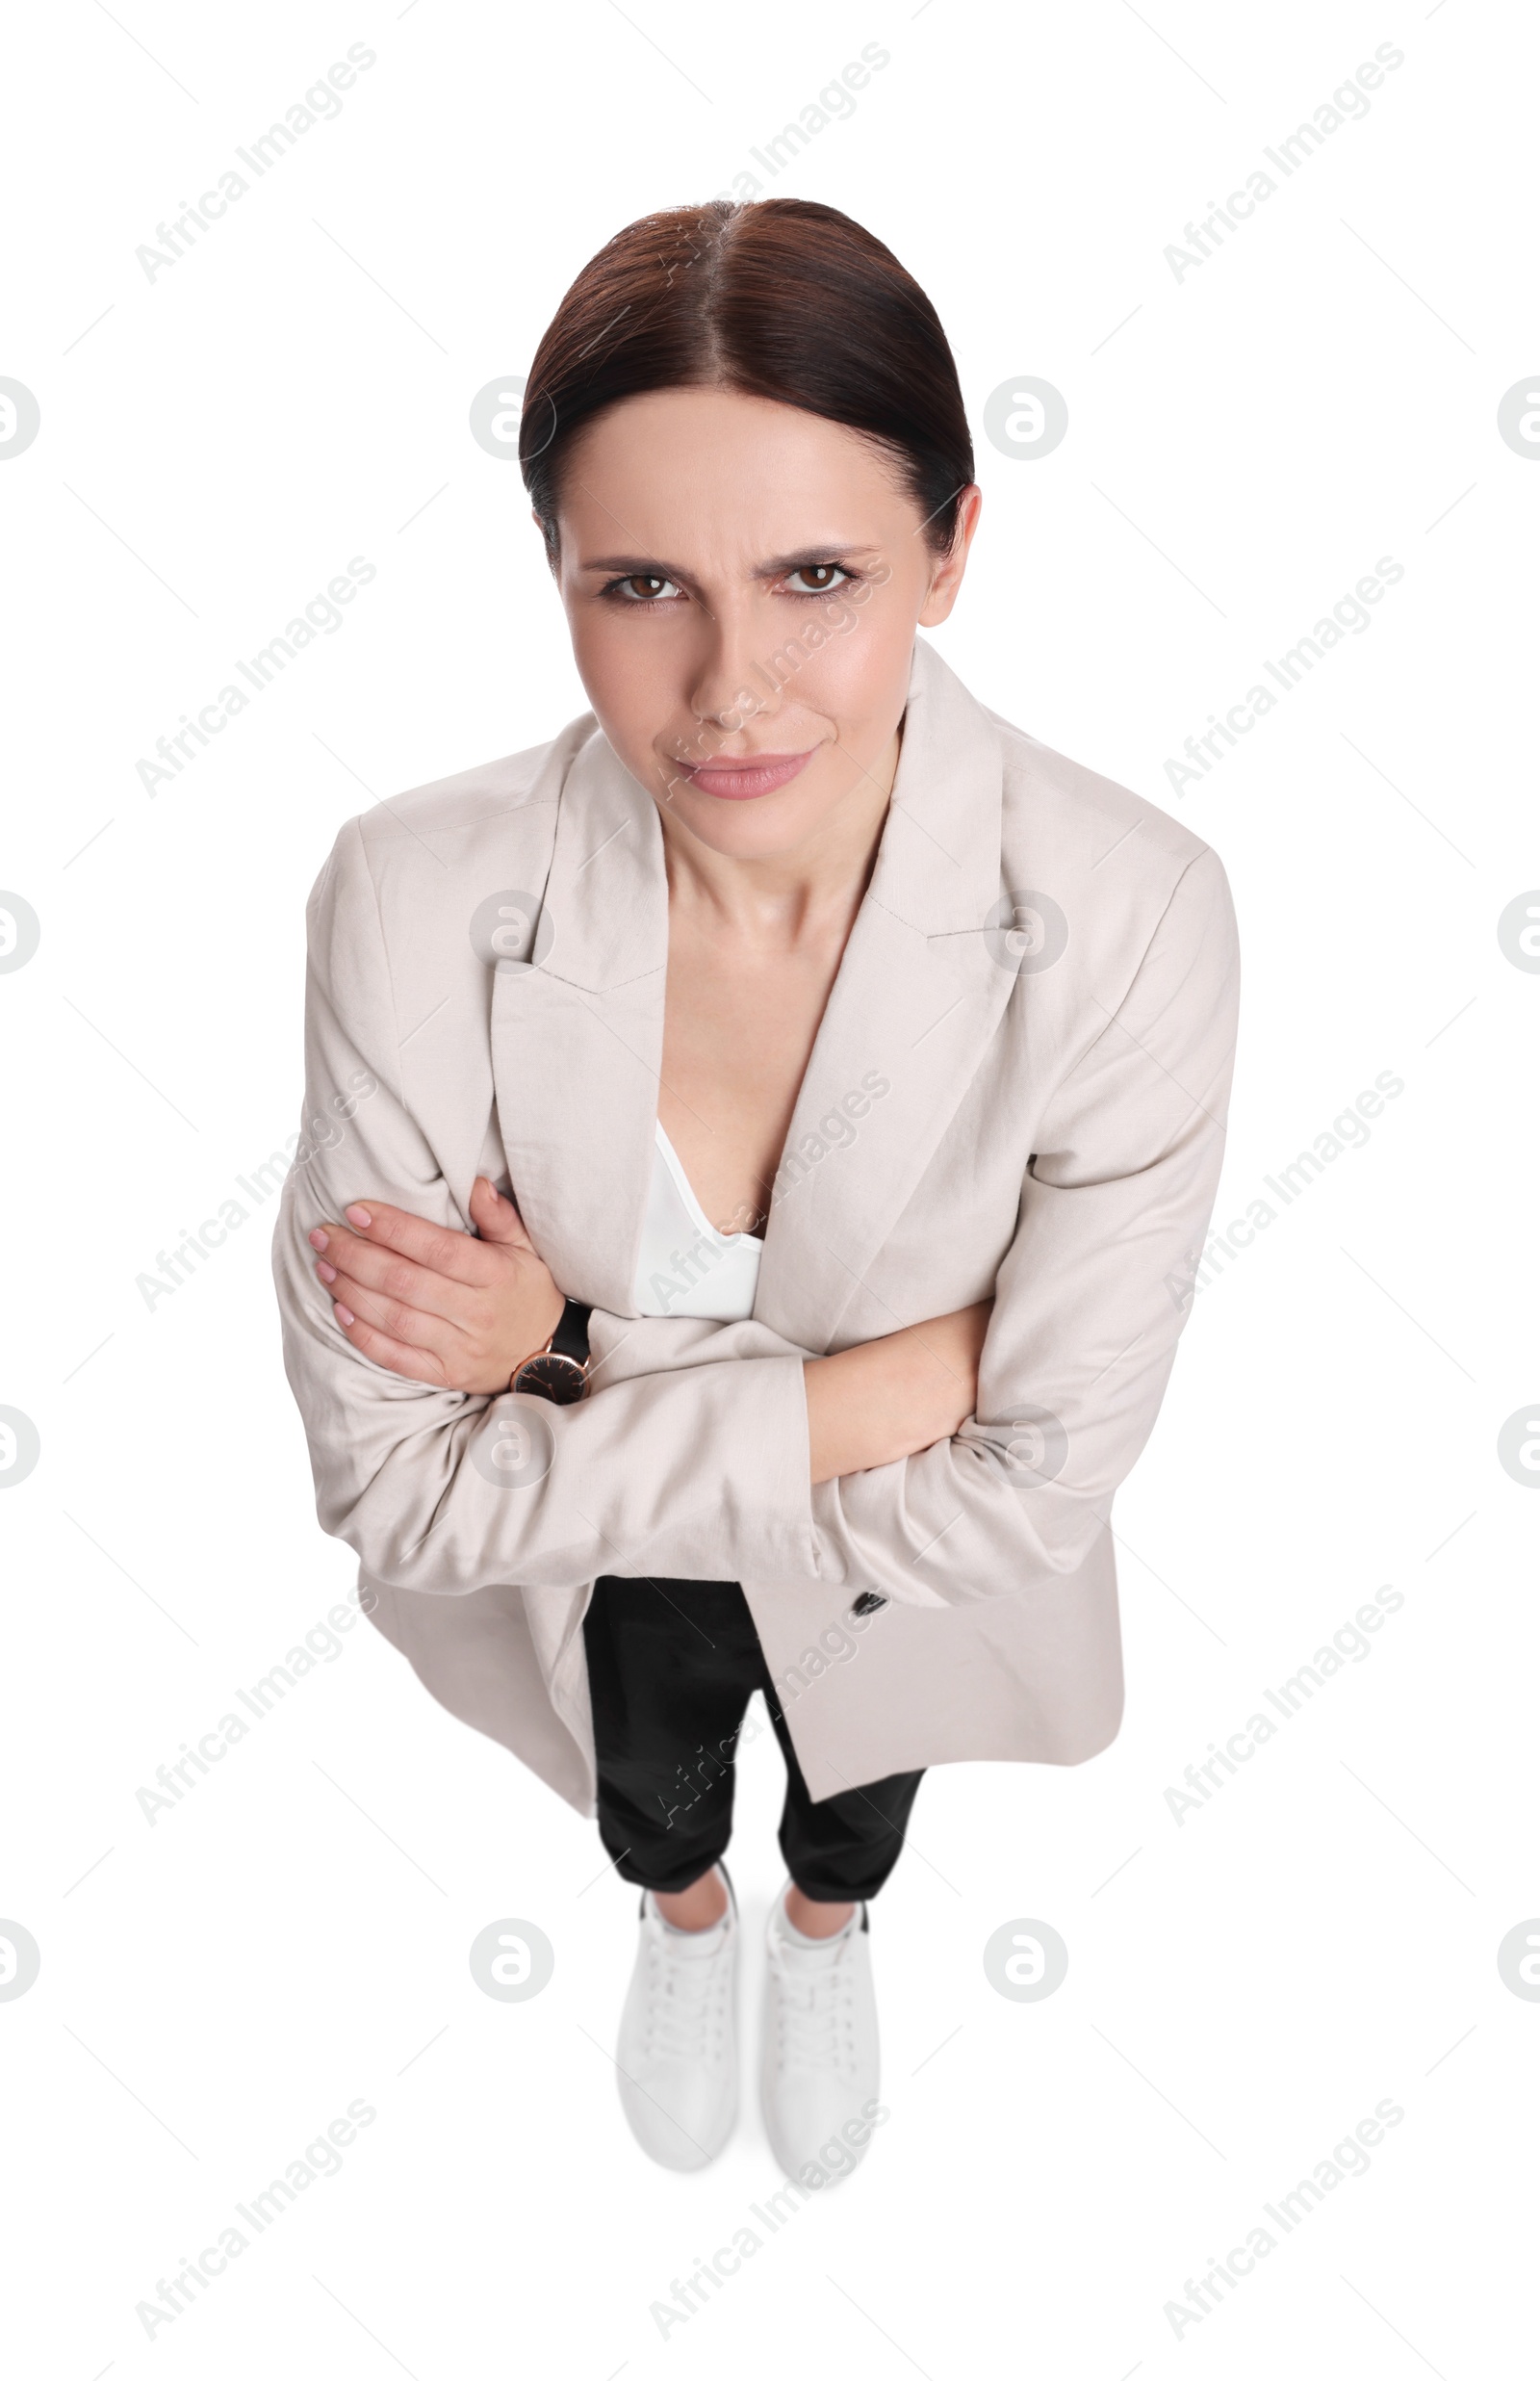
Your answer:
[760,1881,883,2187]
[614,1865,738,2172]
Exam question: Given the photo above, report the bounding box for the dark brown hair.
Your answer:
[520,199,974,562]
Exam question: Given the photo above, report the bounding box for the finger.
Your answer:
[331,1301,452,1386]
[468,1175,533,1250]
[326,1267,467,1357]
[310,1224,482,1329]
[324,1198,497,1286]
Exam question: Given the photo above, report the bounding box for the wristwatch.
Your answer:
[510,1298,592,1405]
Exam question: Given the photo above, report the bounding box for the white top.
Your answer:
[632,1122,763,1320]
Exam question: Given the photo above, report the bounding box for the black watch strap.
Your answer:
[549,1298,591,1364]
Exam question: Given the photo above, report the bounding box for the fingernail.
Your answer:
[334,1302,355,1327]
[308,1228,329,1251]
[316,1260,337,1283]
[345,1204,372,1229]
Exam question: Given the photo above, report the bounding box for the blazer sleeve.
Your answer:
[805,845,1241,1608]
[271,818,816,1596]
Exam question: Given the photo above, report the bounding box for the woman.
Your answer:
[273,198,1240,2189]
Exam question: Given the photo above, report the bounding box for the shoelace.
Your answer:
[771,1936,858,2077]
[645,1929,732,2060]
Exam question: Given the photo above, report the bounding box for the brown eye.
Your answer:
[784,563,851,595]
[609,573,680,602]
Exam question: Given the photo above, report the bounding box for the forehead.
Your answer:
[558,387,909,553]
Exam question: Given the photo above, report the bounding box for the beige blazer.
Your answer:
[271,635,1240,1813]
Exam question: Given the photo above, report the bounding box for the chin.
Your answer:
[670,783,834,857]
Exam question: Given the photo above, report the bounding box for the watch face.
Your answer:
[513,1352,587,1407]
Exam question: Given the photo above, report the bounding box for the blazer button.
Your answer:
[850,1592,886,1617]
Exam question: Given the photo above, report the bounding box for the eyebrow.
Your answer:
[578,543,883,579]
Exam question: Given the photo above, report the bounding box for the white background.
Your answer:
[2,1,1535,2373]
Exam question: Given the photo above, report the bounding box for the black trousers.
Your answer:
[582,1576,925,1902]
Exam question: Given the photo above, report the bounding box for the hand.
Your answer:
[308,1178,565,1393]
[804,1299,992,1485]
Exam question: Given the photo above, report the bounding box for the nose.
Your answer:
[684,601,780,745]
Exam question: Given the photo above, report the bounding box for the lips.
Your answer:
[674,750,816,801]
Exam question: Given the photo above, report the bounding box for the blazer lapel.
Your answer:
[753,636,1014,1353]
[489,726,668,1312]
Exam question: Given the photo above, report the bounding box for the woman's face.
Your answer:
[546,387,980,863]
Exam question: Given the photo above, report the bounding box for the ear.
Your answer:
[916,484,983,628]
